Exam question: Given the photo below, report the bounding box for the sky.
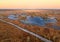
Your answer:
[0,0,60,9]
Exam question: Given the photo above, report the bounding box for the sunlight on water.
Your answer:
[8,14,18,20]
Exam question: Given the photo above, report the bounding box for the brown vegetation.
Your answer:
[0,21,43,42]
[0,9,60,42]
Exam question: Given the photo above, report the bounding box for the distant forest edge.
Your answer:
[0,9,60,11]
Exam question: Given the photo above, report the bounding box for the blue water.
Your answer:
[20,16,57,27]
[8,15,18,20]
[8,14,60,30]
[26,16,45,26]
[46,19,57,23]
[52,25,60,30]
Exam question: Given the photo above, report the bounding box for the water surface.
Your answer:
[8,14,18,20]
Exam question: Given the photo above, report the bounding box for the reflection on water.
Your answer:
[46,17,57,23]
[8,14,18,20]
[20,16,57,26]
[46,19,57,23]
[8,14,60,29]
[26,16,45,26]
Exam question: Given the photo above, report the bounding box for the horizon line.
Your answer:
[0,8,60,10]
